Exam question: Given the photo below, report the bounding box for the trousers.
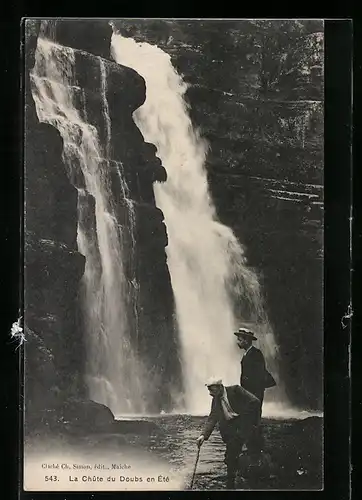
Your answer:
[221,416,251,489]
[224,436,245,488]
[247,398,264,455]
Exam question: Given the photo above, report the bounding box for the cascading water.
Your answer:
[30,32,148,415]
[111,32,282,414]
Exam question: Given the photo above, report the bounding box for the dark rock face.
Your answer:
[25,400,164,438]
[36,19,113,60]
[25,124,79,248]
[113,19,324,410]
[24,399,116,437]
[24,19,182,422]
[61,400,116,432]
[24,22,87,413]
[23,326,58,416]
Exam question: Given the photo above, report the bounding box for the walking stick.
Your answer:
[189,446,201,489]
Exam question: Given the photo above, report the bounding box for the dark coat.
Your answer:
[240,346,276,403]
[202,385,260,443]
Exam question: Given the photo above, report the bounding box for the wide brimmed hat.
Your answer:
[205,377,223,387]
[233,327,257,341]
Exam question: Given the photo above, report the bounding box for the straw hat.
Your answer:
[233,327,257,341]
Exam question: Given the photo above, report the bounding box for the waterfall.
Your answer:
[111,33,282,414]
[30,33,148,415]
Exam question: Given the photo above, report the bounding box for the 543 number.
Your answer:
[45,475,59,482]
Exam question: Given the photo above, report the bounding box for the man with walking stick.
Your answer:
[196,378,261,489]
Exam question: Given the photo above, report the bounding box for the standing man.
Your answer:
[234,327,276,453]
[196,378,260,489]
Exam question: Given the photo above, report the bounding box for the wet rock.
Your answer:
[23,326,58,413]
[61,400,116,431]
[25,124,80,248]
[24,238,86,398]
[25,400,116,436]
[134,203,168,248]
[73,50,146,114]
[25,239,85,303]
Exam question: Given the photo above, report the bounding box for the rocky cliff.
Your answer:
[113,19,324,410]
[24,19,182,426]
